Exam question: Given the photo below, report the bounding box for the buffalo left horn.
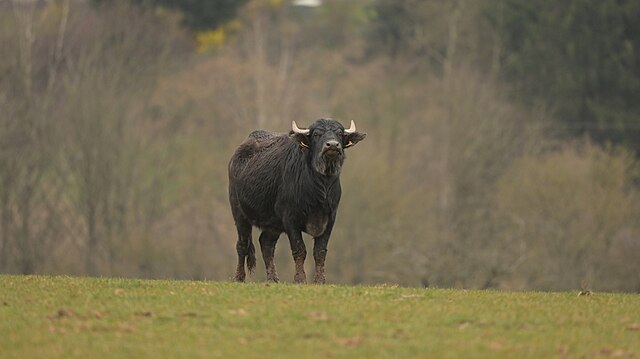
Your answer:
[292,121,310,135]
[344,120,356,134]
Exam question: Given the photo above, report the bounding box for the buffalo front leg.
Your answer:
[258,230,280,282]
[313,239,328,284]
[285,229,307,284]
[313,216,334,284]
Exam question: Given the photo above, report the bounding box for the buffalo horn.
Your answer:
[344,120,356,134]
[292,121,310,135]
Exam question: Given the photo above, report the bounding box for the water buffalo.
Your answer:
[228,118,366,283]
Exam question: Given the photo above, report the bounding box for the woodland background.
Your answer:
[1,0,639,291]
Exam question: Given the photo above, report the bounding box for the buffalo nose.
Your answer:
[325,140,341,149]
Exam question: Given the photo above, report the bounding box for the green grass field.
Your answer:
[0,275,638,358]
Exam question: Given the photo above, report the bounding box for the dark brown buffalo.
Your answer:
[228,118,366,283]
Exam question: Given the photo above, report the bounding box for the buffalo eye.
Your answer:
[313,132,321,138]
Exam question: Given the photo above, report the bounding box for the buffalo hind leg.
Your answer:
[234,219,253,282]
[258,230,280,282]
[285,229,307,284]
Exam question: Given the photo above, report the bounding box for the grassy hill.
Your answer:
[0,275,638,358]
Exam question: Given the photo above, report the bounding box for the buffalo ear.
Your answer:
[290,132,310,149]
[344,132,366,148]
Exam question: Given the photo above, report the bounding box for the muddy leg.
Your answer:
[313,215,334,284]
[286,229,306,284]
[313,238,328,284]
[234,220,252,282]
[259,230,280,282]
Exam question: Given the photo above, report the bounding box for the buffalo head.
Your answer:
[291,118,366,176]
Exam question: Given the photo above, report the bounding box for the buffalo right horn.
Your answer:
[292,121,310,135]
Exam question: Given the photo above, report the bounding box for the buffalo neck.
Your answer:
[287,144,341,207]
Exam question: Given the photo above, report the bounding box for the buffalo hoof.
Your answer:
[234,272,246,282]
[294,272,306,284]
[267,275,279,283]
[313,275,326,284]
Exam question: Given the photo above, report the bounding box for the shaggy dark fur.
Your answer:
[228,118,366,283]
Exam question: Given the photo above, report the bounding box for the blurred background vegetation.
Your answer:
[0,0,638,292]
